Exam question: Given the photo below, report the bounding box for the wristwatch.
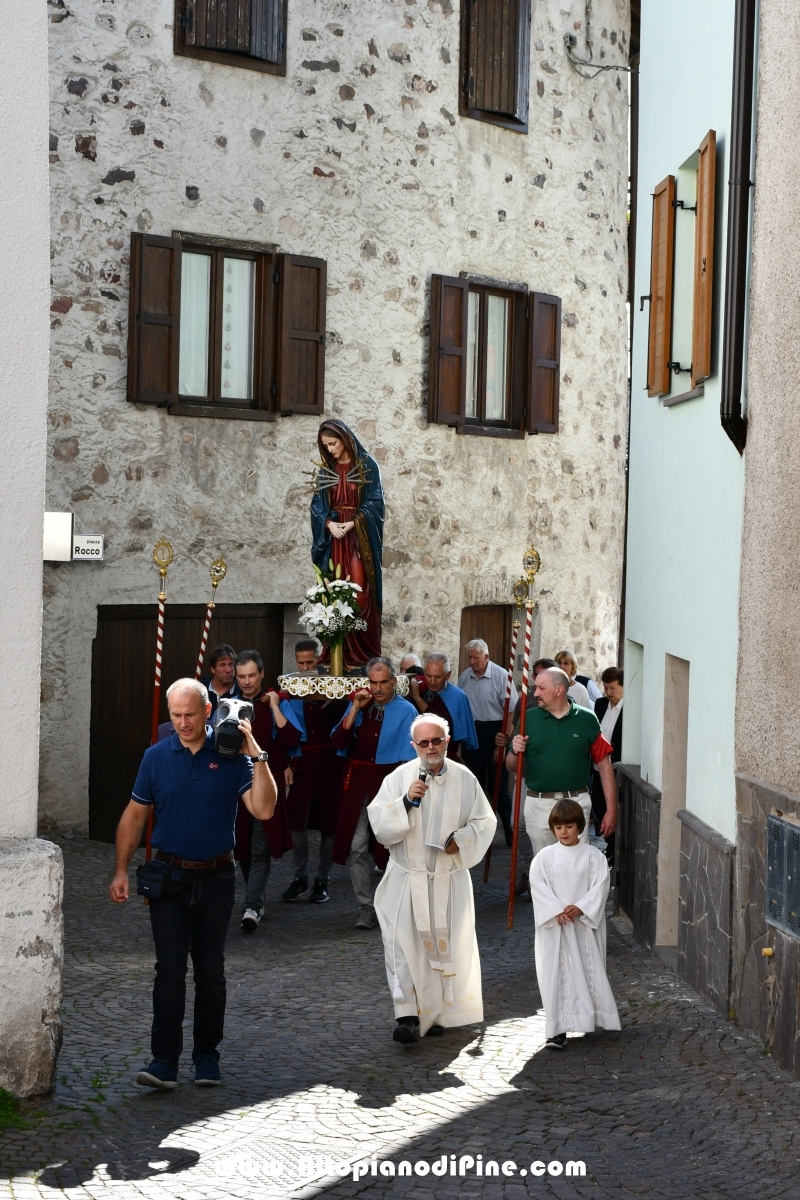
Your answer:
[254,750,269,763]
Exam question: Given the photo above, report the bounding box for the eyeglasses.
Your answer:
[414,737,445,748]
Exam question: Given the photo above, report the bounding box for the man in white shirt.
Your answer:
[457,638,518,844]
[592,667,624,866]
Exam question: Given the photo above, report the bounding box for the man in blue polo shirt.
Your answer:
[109,677,277,1090]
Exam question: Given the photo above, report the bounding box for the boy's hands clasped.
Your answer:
[556,904,583,925]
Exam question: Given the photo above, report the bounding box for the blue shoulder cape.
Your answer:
[273,697,305,758]
[333,693,417,764]
[437,682,479,751]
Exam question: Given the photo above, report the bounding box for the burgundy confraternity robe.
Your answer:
[331,705,397,870]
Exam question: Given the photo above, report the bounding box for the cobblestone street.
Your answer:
[2,837,799,1199]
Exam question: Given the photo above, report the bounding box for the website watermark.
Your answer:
[210,1153,586,1181]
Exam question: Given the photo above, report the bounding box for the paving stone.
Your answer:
[1,838,800,1197]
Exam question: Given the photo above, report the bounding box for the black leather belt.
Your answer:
[154,849,234,871]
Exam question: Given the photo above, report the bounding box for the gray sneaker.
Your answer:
[354,905,377,929]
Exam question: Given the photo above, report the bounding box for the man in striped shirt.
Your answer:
[457,639,518,844]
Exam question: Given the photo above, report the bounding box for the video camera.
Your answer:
[214,698,255,758]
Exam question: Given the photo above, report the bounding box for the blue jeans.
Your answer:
[147,865,235,1067]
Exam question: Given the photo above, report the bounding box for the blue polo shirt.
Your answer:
[131,728,253,860]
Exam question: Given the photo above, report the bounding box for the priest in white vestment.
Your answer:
[529,798,620,1048]
[368,713,496,1043]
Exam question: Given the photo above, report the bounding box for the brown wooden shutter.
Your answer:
[428,275,469,426]
[692,130,716,386]
[527,292,561,433]
[647,174,676,397]
[276,254,326,414]
[127,233,180,406]
[462,0,530,131]
[185,0,283,61]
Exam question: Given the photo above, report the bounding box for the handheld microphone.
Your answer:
[418,764,429,785]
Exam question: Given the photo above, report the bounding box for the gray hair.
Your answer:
[465,638,489,655]
[410,712,450,740]
[425,651,451,673]
[166,678,209,708]
[399,652,422,669]
[366,655,396,680]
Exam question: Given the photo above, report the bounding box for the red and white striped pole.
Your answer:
[508,546,541,930]
[146,539,173,865]
[484,584,526,884]
[195,557,227,680]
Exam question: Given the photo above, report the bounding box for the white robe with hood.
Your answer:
[368,759,496,1035]
[529,841,621,1039]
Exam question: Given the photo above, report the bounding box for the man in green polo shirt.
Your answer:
[507,667,617,858]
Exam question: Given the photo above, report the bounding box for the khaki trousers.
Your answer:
[523,791,592,859]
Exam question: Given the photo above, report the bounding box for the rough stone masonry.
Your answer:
[42,0,630,834]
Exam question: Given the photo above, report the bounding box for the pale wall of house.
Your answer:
[623,0,744,843]
[43,0,630,833]
[736,0,800,790]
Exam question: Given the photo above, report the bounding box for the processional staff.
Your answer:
[483,576,528,884]
[146,538,173,866]
[195,557,228,680]
[507,546,541,930]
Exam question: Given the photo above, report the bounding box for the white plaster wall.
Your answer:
[43,0,630,833]
[0,0,51,838]
[624,0,744,843]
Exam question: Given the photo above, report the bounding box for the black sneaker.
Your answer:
[308,881,330,904]
[545,1032,567,1050]
[135,1060,178,1089]
[393,1018,420,1045]
[281,877,309,902]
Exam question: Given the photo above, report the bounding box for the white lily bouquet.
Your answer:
[298,562,367,655]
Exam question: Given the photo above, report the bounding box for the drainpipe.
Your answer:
[720,0,758,454]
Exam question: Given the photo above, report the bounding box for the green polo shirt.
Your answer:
[515,699,603,792]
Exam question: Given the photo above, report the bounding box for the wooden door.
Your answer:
[458,605,513,677]
[89,603,283,842]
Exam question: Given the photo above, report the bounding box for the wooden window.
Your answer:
[647,174,676,397]
[127,232,326,420]
[460,0,532,133]
[175,0,286,75]
[428,274,561,437]
[692,130,716,386]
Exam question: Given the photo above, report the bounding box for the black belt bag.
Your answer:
[136,858,193,901]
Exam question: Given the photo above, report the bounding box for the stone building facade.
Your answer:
[43,0,630,835]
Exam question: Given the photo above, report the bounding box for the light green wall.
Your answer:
[624,0,745,843]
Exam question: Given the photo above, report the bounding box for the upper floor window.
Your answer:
[428,273,561,438]
[460,0,531,133]
[127,232,326,420]
[174,0,286,75]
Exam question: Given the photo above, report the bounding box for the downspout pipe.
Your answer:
[720,0,757,454]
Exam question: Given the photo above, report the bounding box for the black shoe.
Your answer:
[281,877,308,902]
[545,1032,567,1050]
[135,1060,178,1089]
[393,1018,420,1045]
[308,881,329,904]
[425,1025,445,1037]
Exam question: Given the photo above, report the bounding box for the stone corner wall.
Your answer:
[676,808,734,1020]
[734,773,800,1076]
[616,763,659,948]
[0,839,64,1097]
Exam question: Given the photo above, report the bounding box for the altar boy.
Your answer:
[529,799,621,1050]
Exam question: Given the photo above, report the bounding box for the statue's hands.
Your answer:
[326,520,353,540]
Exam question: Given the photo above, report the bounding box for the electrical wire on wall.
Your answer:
[565,0,636,79]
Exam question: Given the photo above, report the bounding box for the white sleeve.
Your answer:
[367,770,413,846]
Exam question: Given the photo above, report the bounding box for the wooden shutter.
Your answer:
[127,233,180,406]
[647,175,676,397]
[277,254,326,414]
[462,0,531,131]
[428,275,468,426]
[692,130,716,386]
[185,0,283,62]
[527,292,561,433]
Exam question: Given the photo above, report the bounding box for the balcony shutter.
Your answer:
[462,0,531,130]
[185,0,284,62]
[692,130,716,386]
[527,292,561,433]
[647,175,676,397]
[277,254,326,414]
[127,233,180,406]
[428,275,468,426]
